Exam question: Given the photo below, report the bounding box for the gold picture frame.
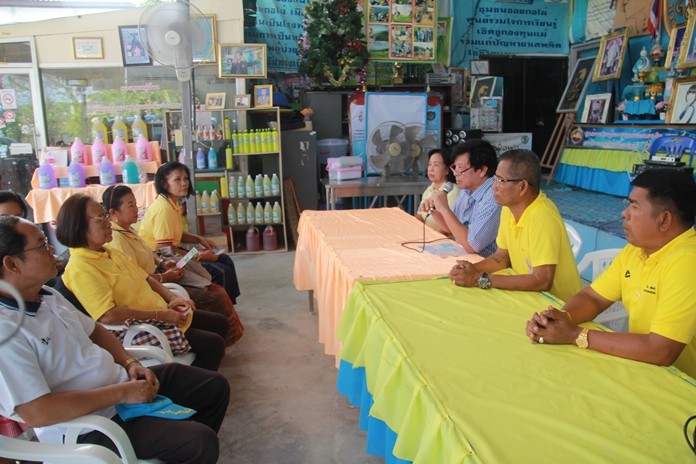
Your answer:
[72,37,103,59]
[254,84,273,108]
[665,26,686,69]
[205,92,226,110]
[218,43,267,78]
[192,14,217,64]
[232,94,252,109]
[676,14,696,69]
[666,76,696,124]
[592,29,629,82]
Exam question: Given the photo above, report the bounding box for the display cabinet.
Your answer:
[164,107,287,254]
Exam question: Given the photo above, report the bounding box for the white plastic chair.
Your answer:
[564,222,582,258]
[116,323,196,366]
[577,248,628,332]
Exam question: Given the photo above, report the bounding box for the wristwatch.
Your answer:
[478,272,491,289]
[575,327,590,349]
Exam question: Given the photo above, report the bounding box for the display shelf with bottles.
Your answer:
[163,107,287,254]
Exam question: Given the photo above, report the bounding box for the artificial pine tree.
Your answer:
[298,0,369,87]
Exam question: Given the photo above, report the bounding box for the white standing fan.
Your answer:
[138,0,213,82]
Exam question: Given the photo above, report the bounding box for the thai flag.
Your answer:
[648,0,661,40]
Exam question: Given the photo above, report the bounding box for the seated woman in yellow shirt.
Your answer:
[102,184,243,346]
[416,149,459,234]
[56,194,228,371]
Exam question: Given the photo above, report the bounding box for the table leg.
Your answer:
[308,290,315,314]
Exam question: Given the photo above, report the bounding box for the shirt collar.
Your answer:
[110,222,138,239]
[69,246,110,259]
[644,227,696,263]
[0,288,51,316]
[470,176,495,202]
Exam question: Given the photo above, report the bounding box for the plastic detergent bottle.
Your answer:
[135,134,152,162]
[237,175,246,199]
[241,131,250,154]
[132,114,148,140]
[111,136,127,164]
[245,174,254,198]
[210,190,220,213]
[121,155,140,184]
[91,117,108,143]
[237,202,246,224]
[271,173,280,195]
[70,137,88,166]
[272,201,282,223]
[67,157,86,188]
[99,157,116,186]
[229,175,237,199]
[227,203,237,225]
[195,191,202,214]
[91,137,108,164]
[112,116,128,142]
[220,176,228,198]
[207,146,218,170]
[254,174,263,197]
[255,202,264,223]
[37,159,57,189]
[260,129,269,152]
[246,226,261,252]
[246,202,255,224]
[263,225,278,251]
[263,201,272,223]
[224,117,232,139]
[225,146,233,168]
[271,128,279,151]
[196,147,206,170]
[262,174,272,196]
[200,190,210,213]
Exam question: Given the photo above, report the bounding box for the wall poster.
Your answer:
[365,0,438,62]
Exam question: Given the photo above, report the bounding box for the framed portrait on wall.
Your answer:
[557,57,595,113]
[254,85,273,108]
[118,26,152,66]
[470,76,497,108]
[191,14,217,63]
[72,37,103,59]
[218,43,267,78]
[581,93,612,124]
[232,94,251,108]
[666,77,696,124]
[665,26,686,69]
[676,14,696,69]
[205,93,226,110]
[593,29,628,82]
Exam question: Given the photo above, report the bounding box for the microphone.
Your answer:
[426,182,454,216]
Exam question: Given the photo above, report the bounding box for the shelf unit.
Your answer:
[164,107,287,254]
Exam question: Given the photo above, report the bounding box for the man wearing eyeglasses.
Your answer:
[449,149,581,302]
[425,140,501,256]
[0,216,229,463]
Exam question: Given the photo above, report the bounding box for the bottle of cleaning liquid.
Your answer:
[255,201,264,223]
[232,131,240,154]
[271,173,280,195]
[91,137,108,164]
[224,117,232,140]
[237,175,246,199]
[37,159,57,190]
[242,131,250,154]
[254,174,263,197]
[263,225,278,251]
[210,190,220,213]
[134,134,151,162]
[227,203,237,226]
[229,175,237,199]
[178,148,186,164]
[111,135,127,164]
[91,117,108,143]
[132,114,148,140]
[121,155,140,184]
[70,137,88,166]
[207,146,218,170]
[200,190,210,214]
[112,116,128,142]
[246,201,255,224]
[237,202,246,224]
[196,147,206,170]
[245,174,254,198]
[264,201,272,223]
[220,176,228,199]
[272,201,282,223]
[67,157,86,188]
[271,128,279,151]
[246,226,261,252]
[195,191,202,214]
[262,174,272,196]
[99,157,116,186]
[225,146,233,169]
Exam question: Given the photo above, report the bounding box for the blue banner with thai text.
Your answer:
[245,0,309,73]
[451,0,570,68]
[566,125,696,152]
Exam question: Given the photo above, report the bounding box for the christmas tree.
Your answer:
[298,0,369,87]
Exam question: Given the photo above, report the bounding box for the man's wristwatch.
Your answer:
[478,272,491,289]
[575,327,590,349]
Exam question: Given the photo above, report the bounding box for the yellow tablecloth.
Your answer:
[25,182,158,224]
[293,208,481,359]
[338,279,696,463]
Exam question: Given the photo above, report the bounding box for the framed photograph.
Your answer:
[72,37,103,59]
[205,93,226,110]
[470,59,490,76]
[191,14,217,64]
[592,29,629,82]
[557,57,595,113]
[254,85,273,108]
[676,14,696,69]
[666,77,696,124]
[581,93,612,124]
[218,43,267,78]
[665,26,686,69]
[232,94,252,109]
[470,76,497,108]
[118,26,152,66]
[449,67,468,106]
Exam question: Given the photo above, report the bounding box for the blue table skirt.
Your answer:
[337,359,412,464]
[555,164,631,197]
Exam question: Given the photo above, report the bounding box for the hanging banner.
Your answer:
[245,0,309,73]
[366,0,438,62]
[451,0,569,68]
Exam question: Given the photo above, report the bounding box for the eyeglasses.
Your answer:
[493,175,524,185]
[450,164,473,175]
[90,213,111,224]
[18,236,53,255]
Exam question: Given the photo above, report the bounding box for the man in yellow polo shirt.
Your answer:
[526,169,696,378]
[449,149,581,302]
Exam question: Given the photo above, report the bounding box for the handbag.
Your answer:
[115,318,192,356]
[155,248,213,289]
